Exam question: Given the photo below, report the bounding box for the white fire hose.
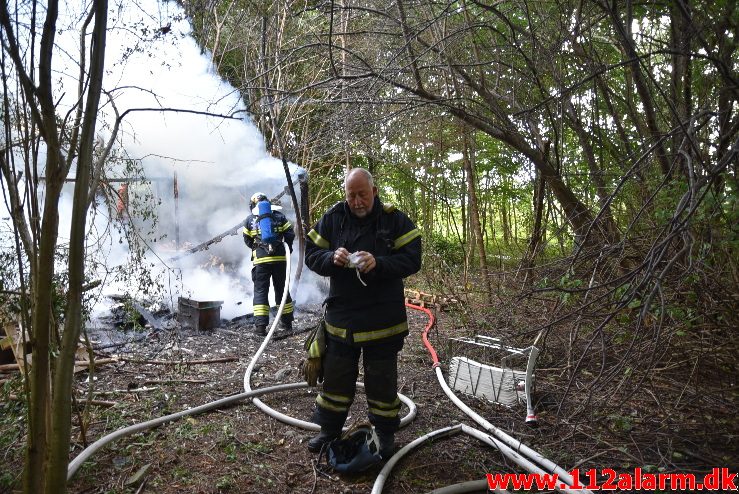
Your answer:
[67,243,415,482]
[243,243,417,430]
[68,241,588,494]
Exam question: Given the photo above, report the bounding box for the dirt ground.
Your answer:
[66,305,518,494]
[1,294,736,494]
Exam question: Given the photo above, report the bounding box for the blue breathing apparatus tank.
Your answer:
[257,200,278,247]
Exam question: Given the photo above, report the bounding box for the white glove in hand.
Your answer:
[347,252,363,269]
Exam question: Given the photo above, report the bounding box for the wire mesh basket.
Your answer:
[447,334,540,422]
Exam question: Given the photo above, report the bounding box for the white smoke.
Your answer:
[32,0,325,320]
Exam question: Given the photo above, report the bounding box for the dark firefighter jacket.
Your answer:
[305,197,422,346]
[243,210,295,263]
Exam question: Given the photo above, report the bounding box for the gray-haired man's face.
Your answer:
[345,173,377,218]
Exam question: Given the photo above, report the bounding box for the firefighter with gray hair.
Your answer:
[304,167,422,458]
[243,192,295,336]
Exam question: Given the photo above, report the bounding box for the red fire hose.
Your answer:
[405,302,439,367]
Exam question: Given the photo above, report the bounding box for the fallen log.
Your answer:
[0,357,118,372]
[5,394,116,407]
[81,399,117,407]
[0,363,21,372]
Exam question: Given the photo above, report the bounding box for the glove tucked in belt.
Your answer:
[302,317,326,387]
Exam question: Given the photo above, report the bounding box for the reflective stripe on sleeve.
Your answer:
[393,228,421,249]
[308,340,321,358]
[274,222,292,233]
[307,229,330,249]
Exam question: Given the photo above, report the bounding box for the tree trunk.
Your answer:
[0,1,110,491]
[524,146,549,272]
[501,198,510,246]
[564,99,619,241]
[462,129,492,304]
[670,0,693,178]
[0,0,67,489]
[606,2,672,176]
[26,197,57,494]
[46,2,107,491]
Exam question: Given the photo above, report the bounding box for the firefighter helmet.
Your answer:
[327,423,383,473]
[249,192,268,210]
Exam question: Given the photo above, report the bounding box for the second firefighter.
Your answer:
[243,192,296,336]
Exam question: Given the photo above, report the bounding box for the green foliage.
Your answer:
[175,420,196,440]
[216,475,235,490]
[425,231,465,267]
[190,0,738,347]
[172,465,192,481]
[556,270,584,304]
[96,155,168,304]
[222,442,238,462]
[0,396,24,491]
[0,471,16,491]
[0,248,24,315]
[243,439,272,455]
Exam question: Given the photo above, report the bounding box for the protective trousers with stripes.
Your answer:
[312,337,403,434]
[251,262,293,327]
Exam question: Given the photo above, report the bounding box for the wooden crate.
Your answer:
[177,297,224,331]
[1,319,32,371]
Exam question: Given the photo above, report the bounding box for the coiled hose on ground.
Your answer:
[67,246,416,481]
[68,246,588,494]
[397,303,591,494]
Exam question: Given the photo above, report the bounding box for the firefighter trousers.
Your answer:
[251,261,293,327]
[312,337,404,433]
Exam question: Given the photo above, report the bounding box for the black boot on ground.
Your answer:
[307,428,340,453]
[279,320,292,331]
[254,325,267,337]
[376,430,395,459]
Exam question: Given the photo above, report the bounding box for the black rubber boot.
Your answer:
[307,428,340,453]
[254,325,267,337]
[279,320,292,331]
[376,430,395,459]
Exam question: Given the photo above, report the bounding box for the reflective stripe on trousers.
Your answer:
[251,262,293,326]
[312,337,404,433]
